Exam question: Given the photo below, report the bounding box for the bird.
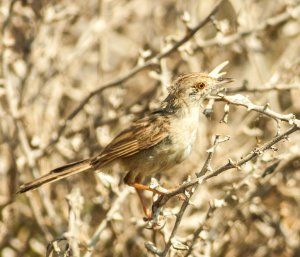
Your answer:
[18,72,233,218]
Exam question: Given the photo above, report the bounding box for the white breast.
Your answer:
[169,106,200,163]
[123,107,201,177]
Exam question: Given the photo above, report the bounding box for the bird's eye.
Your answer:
[196,82,206,89]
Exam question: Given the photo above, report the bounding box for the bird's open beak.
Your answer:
[217,77,234,85]
[208,77,234,95]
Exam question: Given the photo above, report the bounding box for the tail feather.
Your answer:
[17,159,92,194]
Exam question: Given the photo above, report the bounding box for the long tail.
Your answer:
[17,159,92,193]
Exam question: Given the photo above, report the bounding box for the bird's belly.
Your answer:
[169,127,197,164]
[122,111,199,179]
[123,129,197,177]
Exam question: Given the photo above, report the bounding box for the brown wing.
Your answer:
[91,114,170,167]
[18,113,170,193]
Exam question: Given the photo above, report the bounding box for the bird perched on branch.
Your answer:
[18,70,233,219]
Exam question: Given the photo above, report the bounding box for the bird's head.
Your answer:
[169,72,233,105]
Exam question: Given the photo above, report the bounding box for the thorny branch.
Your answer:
[2,48,58,241]
[194,4,300,49]
[228,81,300,94]
[84,188,131,257]
[147,125,299,256]
[184,204,216,257]
[147,135,228,256]
[215,94,299,126]
[146,95,300,255]
[42,0,226,153]
[40,1,300,157]
[3,0,300,256]
[151,94,300,206]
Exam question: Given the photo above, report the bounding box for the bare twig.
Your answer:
[3,1,300,256]
[215,94,299,126]
[42,0,225,153]
[195,4,300,49]
[197,135,230,177]
[157,125,299,205]
[147,93,300,256]
[2,51,57,240]
[147,123,299,255]
[228,82,300,94]
[184,204,216,257]
[65,188,84,257]
[84,188,131,257]
[150,135,225,257]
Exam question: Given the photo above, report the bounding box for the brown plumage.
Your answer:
[18,159,91,193]
[18,114,170,193]
[18,73,233,217]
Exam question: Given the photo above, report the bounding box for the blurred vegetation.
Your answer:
[1,0,300,256]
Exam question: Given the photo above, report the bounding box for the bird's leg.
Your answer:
[135,188,152,220]
[127,182,155,220]
[129,182,166,194]
[124,173,185,220]
[133,182,187,201]
[124,173,167,219]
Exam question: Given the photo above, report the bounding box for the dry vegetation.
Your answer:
[1,0,300,256]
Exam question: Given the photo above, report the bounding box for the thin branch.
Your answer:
[3,52,57,241]
[215,94,299,126]
[197,135,230,177]
[194,4,300,49]
[204,126,299,180]
[2,6,61,238]
[42,0,225,153]
[184,204,216,257]
[150,135,224,257]
[147,125,298,256]
[156,125,299,206]
[84,188,131,257]
[65,188,84,257]
[159,200,189,257]
[228,82,300,94]
[40,1,300,156]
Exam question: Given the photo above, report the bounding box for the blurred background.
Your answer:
[1,0,300,256]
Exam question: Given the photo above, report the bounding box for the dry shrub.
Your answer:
[1,0,300,256]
